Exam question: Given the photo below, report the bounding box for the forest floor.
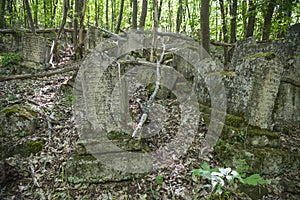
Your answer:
[0,62,299,200]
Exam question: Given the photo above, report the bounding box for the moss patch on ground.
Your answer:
[247,128,280,139]
[0,105,36,119]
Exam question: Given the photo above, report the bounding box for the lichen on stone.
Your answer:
[243,52,276,61]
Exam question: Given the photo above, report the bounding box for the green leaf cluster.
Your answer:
[0,52,22,67]
[192,162,267,195]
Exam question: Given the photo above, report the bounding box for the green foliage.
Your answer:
[240,174,267,185]
[155,175,163,185]
[0,52,22,67]
[192,162,267,195]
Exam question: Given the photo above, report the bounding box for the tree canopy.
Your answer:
[0,0,299,42]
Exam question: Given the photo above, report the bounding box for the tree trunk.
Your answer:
[24,0,36,34]
[158,0,163,22]
[230,0,237,43]
[77,0,87,58]
[51,0,59,26]
[219,0,229,66]
[116,0,125,32]
[176,0,183,33]
[168,0,172,31]
[262,1,275,41]
[94,0,99,26]
[111,0,115,30]
[53,0,69,63]
[43,0,47,27]
[139,0,148,29]
[151,0,159,62]
[246,0,256,37]
[105,0,109,29]
[33,0,38,28]
[132,0,138,29]
[200,0,210,54]
[0,0,6,28]
[241,0,247,37]
[74,0,83,58]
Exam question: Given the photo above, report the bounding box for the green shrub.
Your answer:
[0,52,22,67]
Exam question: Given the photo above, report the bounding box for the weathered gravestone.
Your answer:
[21,34,50,69]
[171,25,300,181]
[210,24,300,177]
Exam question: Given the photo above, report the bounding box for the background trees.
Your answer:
[0,0,299,46]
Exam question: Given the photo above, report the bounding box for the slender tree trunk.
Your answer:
[219,0,229,66]
[95,0,99,26]
[77,0,87,58]
[33,0,38,28]
[8,0,13,26]
[111,0,115,30]
[262,1,275,41]
[53,0,69,63]
[0,0,6,28]
[176,0,183,33]
[51,0,59,26]
[24,0,36,34]
[168,0,172,31]
[132,0,138,29]
[151,0,159,62]
[158,0,163,22]
[116,0,125,32]
[241,0,247,37]
[43,0,47,27]
[230,0,237,43]
[153,0,159,29]
[139,0,148,29]
[74,0,82,56]
[185,0,191,28]
[246,0,256,37]
[200,0,210,54]
[105,0,109,29]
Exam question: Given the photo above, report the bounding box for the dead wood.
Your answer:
[0,66,79,82]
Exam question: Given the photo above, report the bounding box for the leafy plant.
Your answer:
[192,162,267,195]
[156,175,163,185]
[0,52,22,67]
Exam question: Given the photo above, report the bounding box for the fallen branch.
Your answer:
[211,41,235,47]
[88,24,123,39]
[0,66,79,82]
[132,43,166,138]
[0,28,76,34]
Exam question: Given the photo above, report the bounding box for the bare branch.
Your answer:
[132,43,166,138]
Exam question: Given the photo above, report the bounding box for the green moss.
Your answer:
[202,114,210,126]
[219,71,236,78]
[62,88,74,107]
[0,105,36,119]
[72,154,97,161]
[107,131,131,140]
[248,128,280,139]
[243,52,276,61]
[225,114,245,128]
[21,141,43,157]
[238,184,268,200]
[222,125,240,136]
